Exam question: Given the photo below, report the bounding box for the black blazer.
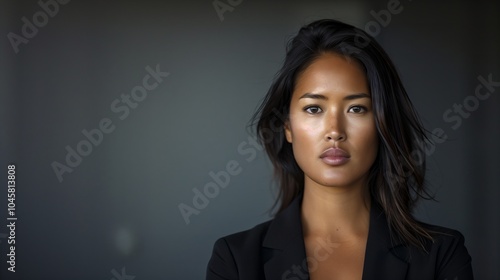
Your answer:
[206,193,473,280]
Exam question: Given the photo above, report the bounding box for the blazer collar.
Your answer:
[262,192,410,280]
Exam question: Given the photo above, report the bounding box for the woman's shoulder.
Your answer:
[206,220,274,280]
[419,222,469,249]
[406,222,473,279]
[214,219,273,250]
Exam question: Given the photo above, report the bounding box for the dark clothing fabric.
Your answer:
[206,193,473,280]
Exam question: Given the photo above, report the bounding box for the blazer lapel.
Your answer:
[362,203,409,280]
[262,194,310,280]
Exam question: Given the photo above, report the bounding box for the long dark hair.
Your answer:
[251,19,435,250]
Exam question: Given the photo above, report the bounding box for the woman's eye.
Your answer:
[305,106,322,114]
[348,105,367,114]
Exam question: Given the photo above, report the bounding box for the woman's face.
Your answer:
[285,52,378,190]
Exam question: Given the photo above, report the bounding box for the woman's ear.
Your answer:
[284,121,292,143]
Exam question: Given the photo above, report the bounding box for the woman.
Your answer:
[206,19,473,280]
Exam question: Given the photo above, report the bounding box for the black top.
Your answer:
[206,193,473,280]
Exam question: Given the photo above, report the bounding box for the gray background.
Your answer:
[0,0,499,279]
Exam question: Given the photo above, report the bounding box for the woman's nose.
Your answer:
[324,112,346,142]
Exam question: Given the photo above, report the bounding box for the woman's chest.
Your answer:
[304,236,367,280]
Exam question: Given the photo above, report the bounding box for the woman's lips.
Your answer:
[320,148,350,166]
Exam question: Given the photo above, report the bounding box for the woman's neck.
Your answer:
[301,179,371,242]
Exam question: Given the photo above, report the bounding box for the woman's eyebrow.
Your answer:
[343,93,370,100]
[298,92,370,100]
[299,93,327,100]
